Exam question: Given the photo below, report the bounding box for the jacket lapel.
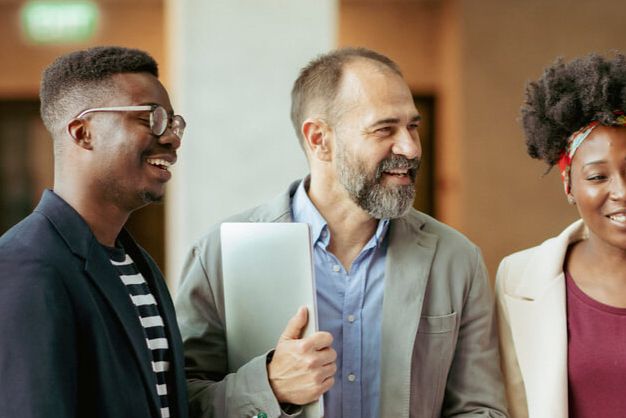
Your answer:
[504,220,587,418]
[83,239,162,416]
[380,215,437,418]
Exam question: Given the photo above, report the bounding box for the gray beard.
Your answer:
[337,152,419,219]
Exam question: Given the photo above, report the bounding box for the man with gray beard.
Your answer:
[175,48,508,418]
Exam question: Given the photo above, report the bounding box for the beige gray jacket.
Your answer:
[496,220,586,418]
[175,180,508,418]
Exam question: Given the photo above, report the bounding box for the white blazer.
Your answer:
[495,220,588,418]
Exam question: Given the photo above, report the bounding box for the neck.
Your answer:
[567,236,626,307]
[54,176,129,247]
[307,173,379,270]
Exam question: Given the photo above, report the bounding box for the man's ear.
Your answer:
[302,118,332,162]
[66,118,93,150]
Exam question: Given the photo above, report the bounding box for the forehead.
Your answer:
[334,60,417,122]
[575,126,626,162]
[106,72,172,110]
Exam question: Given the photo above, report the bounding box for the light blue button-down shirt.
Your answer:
[291,180,389,418]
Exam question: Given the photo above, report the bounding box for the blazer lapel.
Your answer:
[83,237,161,416]
[380,216,437,418]
[505,220,586,418]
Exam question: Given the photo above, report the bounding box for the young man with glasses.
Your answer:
[0,46,188,418]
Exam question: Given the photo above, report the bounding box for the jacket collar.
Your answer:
[509,219,587,300]
[246,180,299,222]
[34,189,95,259]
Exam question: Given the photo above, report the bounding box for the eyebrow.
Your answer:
[370,114,422,128]
[582,159,608,167]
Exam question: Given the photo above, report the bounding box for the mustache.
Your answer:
[375,155,421,181]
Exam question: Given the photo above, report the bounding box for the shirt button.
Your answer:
[347,373,356,382]
[347,314,355,323]
[332,264,341,272]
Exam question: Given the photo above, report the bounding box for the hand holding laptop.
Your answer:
[221,222,332,416]
[268,306,337,405]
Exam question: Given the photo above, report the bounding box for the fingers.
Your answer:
[278,306,308,342]
[269,325,337,405]
[316,346,337,366]
[309,331,333,351]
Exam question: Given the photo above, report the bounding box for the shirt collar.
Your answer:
[291,178,390,249]
[291,178,329,247]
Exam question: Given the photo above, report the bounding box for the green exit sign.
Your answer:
[21,1,99,44]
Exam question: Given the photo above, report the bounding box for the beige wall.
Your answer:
[340,0,441,94]
[458,0,626,273]
[0,0,165,99]
[339,0,626,274]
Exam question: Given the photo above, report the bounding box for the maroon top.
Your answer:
[566,271,626,418]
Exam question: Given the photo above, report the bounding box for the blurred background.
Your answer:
[2,0,626,292]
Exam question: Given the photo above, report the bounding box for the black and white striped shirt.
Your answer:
[105,245,171,418]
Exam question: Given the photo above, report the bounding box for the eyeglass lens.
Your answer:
[150,106,185,139]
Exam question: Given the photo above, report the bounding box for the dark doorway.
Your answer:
[412,95,436,216]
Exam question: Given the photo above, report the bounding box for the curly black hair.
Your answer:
[40,46,158,136]
[521,53,626,166]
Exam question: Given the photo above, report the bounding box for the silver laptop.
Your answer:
[220,222,323,418]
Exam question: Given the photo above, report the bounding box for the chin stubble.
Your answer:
[338,152,420,219]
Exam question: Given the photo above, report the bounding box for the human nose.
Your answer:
[391,128,421,160]
[609,174,626,200]
[158,127,182,150]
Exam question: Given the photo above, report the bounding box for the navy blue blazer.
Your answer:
[0,190,188,418]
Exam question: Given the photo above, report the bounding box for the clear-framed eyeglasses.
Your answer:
[74,104,186,139]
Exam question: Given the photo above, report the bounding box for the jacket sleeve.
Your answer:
[442,246,510,417]
[175,240,300,418]
[495,258,529,418]
[0,260,77,418]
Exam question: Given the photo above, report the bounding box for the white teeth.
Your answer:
[385,169,408,175]
[609,214,626,222]
[146,158,172,169]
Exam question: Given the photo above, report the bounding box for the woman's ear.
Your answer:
[67,118,93,150]
[302,118,332,162]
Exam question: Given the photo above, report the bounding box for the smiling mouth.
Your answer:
[384,168,409,177]
[146,158,172,171]
[608,213,626,223]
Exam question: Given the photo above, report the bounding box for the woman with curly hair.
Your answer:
[496,53,626,418]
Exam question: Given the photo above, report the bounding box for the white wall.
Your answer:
[165,0,338,289]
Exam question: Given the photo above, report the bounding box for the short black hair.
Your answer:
[40,46,158,136]
[521,52,626,166]
[291,47,403,148]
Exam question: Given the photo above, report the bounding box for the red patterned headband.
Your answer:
[557,112,626,195]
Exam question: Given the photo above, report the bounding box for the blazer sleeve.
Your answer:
[0,260,77,418]
[175,241,300,418]
[442,246,509,417]
[495,258,529,418]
